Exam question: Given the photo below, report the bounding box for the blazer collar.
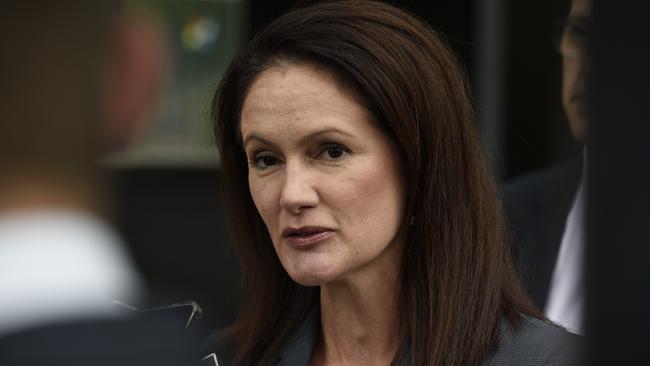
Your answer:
[275,307,525,366]
[276,308,319,366]
[275,308,413,366]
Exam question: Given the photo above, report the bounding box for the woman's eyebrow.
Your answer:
[297,128,355,144]
[242,133,272,148]
[243,128,355,148]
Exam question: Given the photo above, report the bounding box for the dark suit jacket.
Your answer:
[205,309,581,365]
[501,158,582,310]
[0,314,203,365]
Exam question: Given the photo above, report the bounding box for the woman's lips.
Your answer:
[282,227,334,248]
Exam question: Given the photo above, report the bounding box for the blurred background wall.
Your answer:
[111,0,579,330]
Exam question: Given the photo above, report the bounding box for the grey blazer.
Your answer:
[205,310,581,365]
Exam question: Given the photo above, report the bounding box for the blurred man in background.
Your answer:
[502,0,591,335]
[0,1,198,364]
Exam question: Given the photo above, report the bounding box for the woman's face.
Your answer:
[240,63,406,286]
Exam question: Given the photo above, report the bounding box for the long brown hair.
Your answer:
[212,1,540,365]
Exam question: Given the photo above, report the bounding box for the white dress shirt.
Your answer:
[0,209,143,336]
[544,158,586,335]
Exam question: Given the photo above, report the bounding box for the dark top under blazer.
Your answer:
[205,309,581,366]
[501,158,582,310]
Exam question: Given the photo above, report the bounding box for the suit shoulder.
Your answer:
[502,158,582,202]
[203,329,235,365]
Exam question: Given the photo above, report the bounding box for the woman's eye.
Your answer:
[252,153,279,170]
[319,144,349,160]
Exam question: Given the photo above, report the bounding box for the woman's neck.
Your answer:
[312,246,402,366]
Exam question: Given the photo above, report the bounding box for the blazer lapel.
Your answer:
[277,309,319,366]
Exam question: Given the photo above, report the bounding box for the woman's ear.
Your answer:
[101,11,169,152]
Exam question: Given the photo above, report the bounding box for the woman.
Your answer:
[208,1,580,365]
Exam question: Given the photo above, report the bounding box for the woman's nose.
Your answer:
[279,163,319,215]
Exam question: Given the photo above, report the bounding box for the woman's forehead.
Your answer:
[240,64,372,139]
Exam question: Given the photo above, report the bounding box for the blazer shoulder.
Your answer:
[483,316,583,366]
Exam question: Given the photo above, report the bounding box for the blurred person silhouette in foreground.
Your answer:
[0,1,199,364]
[503,0,591,335]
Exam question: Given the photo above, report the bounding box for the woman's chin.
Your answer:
[285,264,338,287]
